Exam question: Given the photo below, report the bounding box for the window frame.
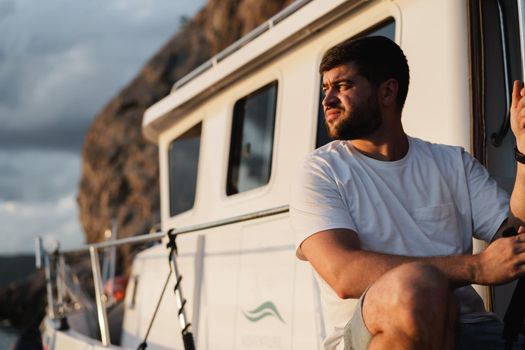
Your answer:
[167,122,203,217]
[225,79,280,197]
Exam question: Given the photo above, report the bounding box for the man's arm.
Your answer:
[301,226,525,299]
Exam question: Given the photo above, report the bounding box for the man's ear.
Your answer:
[378,78,399,108]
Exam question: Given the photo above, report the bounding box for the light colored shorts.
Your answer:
[343,292,525,350]
[343,291,371,350]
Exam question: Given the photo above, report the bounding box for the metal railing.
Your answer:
[36,205,289,347]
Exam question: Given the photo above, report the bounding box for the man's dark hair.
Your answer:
[319,36,410,110]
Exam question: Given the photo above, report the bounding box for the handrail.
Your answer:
[67,205,290,252]
[64,231,165,254]
[164,204,289,235]
[172,0,313,90]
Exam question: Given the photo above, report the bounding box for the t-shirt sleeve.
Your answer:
[462,151,510,242]
[290,154,357,260]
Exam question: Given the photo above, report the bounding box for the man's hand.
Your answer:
[511,80,525,152]
[477,226,525,285]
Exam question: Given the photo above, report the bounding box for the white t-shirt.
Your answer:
[290,136,509,350]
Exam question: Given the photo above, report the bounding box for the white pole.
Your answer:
[108,219,117,305]
[519,0,525,80]
[89,246,111,346]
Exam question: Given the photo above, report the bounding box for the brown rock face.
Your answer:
[77,0,293,255]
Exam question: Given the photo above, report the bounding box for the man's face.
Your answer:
[321,62,382,140]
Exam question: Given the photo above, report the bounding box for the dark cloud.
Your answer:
[0,0,205,153]
[0,194,85,254]
[0,119,91,153]
[0,162,18,176]
[0,161,20,201]
[0,150,81,203]
[0,63,22,106]
[0,162,23,201]
[0,184,20,202]
[0,1,15,22]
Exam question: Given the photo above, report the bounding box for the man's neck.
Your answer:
[350,125,409,161]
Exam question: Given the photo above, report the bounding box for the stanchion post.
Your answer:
[89,246,111,346]
[43,252,56,320]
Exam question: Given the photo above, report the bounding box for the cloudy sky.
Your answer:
[0,0,205,255]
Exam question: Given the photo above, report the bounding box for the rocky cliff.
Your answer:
[77,0,293,253]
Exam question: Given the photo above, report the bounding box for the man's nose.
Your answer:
[322,88,337,108]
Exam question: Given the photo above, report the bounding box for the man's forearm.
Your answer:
[334,250,478,298]
[303,227,525,300]
[336,231,525,299]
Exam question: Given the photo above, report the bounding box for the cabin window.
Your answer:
[227,81,278,195]
[316,19,396,148]
[168,123,201,216]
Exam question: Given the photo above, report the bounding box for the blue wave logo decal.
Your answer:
[243,301,285,324]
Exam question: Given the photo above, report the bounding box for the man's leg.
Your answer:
[362,262,457,350]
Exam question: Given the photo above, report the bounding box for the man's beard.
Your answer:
[325,96,382,140]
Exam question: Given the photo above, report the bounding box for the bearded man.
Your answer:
[290,36,525,350]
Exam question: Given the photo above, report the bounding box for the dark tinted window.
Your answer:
[169,123,201,216]
[316,20,396,148]
[227,81,278,195]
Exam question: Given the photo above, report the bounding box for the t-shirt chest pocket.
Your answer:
[412,203,462,251]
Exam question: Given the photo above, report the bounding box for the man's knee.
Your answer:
[363,262,454,335]
[394,262,451,304]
